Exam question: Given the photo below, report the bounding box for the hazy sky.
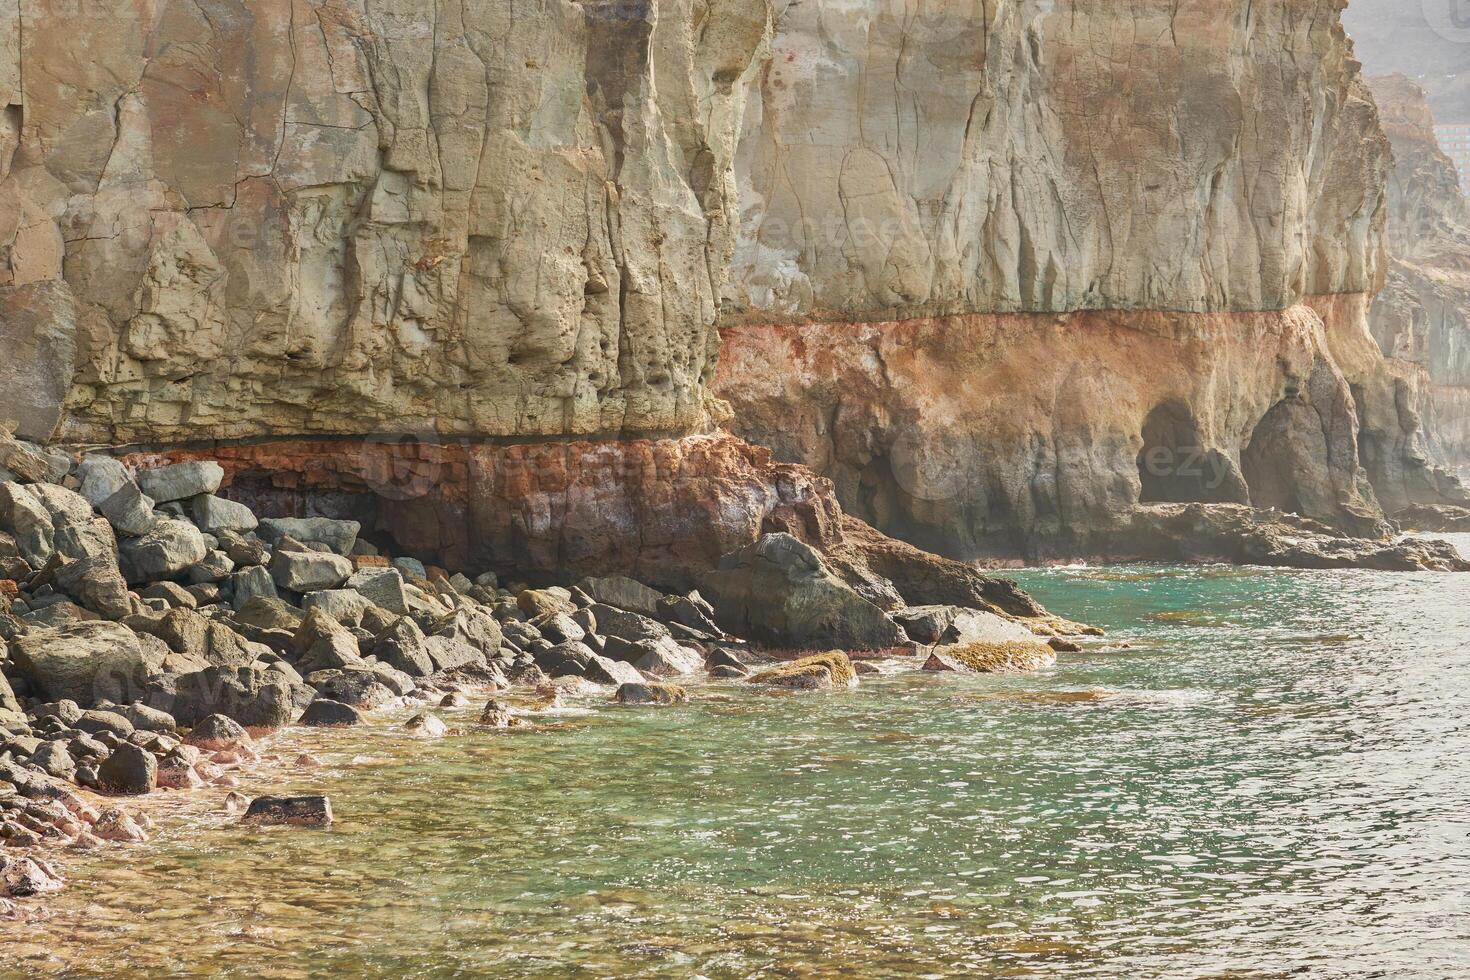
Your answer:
[1343,0,1470,121]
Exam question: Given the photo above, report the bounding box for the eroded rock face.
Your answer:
[710,1,1470,557]
[725,0,1386,322]
[4,0,775,444]
[1364,75,1470,483]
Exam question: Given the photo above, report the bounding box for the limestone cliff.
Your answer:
[2,0,772,443]
[716,0,1468,560]
[0,1,1464,570]
[1365,75,1470,480]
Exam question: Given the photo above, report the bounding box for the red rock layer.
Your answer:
[129,434,844,585]
[713,297,1446,559]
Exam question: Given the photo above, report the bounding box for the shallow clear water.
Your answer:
[7,538,1470,978]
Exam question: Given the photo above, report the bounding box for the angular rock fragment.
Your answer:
[269,549,353,593]
[119,519,207,583]
[258,518,360,556]
[190,494,258,533]
[136,461,224,503]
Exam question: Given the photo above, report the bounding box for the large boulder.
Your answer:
[0,482,54,563]
[701,534,905,651]
[190,494,258,533]
[230,566,279,608]
[160,663,314,729]
[299,698,363,727]
[99,482,158,536]
[258,517,360,556]
[10,621,170,706]
[269,549,353,592]
[97,743,157,795]
[136,461,224,503]
[53,517,118,562]
[29,484,93,529]
[119,519,208,583]
[53,554,133,619]
[577,575,664,617]
[301,589,373,628]
[346,567,408,614]
[427,607,502,657]
[371,617,435,677]
[748,651,858,690]
[628,637,705,676]
[75,455,132,508]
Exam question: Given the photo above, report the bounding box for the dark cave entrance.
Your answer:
[1136,402,1248,505]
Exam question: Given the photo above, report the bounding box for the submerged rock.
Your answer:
[615,682,689,705]
[748,651,858,691]
[405,713,448,737]
[242,795,333,827]
[921,641,1058,674]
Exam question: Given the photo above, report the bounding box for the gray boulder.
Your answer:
[98,482,159,536]
[628,637,705,676]
[119,519,207,583]
[423,635,483,673]
[392,557,427,580]
[370,617,434,677]
[269,549,352,592]
[136,461,224,503]
[258,517,360,556]
[160,664,313,729]
[186,549,235,584]
[10,621,169,706]
[299,698,364,726]
[302,589,373,628]
[700,534,906,651]
[29,484,93,528]
[345,567,407,614]
[76,454,132,508]
[29,740,75,778]
[578,575,664,617]
[54,517,118,562]
[656,592,722,635]
[305,668,396,708]
[190,494,258,533]
[0,482,54,563]
[54,554,133,619]
[97,743,157,795]
[230,565,278,608]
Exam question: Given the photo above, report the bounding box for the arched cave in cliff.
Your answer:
[1136,403,1249,505]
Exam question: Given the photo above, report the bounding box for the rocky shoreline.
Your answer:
[0,432,1094,910]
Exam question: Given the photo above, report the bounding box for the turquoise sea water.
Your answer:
[6,536,1470,977]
